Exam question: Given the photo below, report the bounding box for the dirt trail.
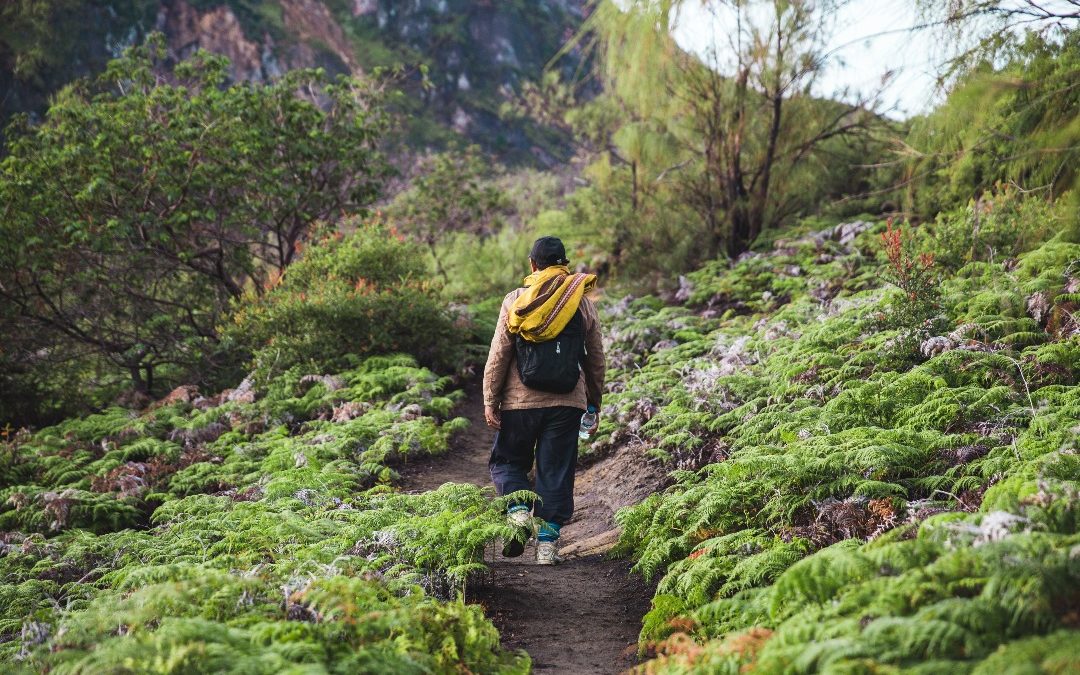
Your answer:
[401,382,663,674]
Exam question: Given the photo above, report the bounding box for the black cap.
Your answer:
[529,236,569,267]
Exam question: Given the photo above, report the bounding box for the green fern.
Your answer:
[0,356,527,672]
[600,215,1080,672]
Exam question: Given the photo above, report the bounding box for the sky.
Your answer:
[671,1,948,119]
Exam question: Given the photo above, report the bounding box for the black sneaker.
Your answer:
[501,509,532,558]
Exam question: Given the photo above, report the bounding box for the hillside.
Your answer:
[2,1,1079,672]
[596,202,1080,671]
[0,0,586,160]
[3,198,1078,672]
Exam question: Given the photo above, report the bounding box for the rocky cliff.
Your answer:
[0,0,587,161]
[161,0,361,81]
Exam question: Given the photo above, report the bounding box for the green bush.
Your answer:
[224,223,464,378]
[432,208,606,300]
[0,35,391,418]
[433,227,535,304]
[913,188,1066,273]
[905,31,1080,219]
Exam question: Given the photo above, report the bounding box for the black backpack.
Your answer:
[514,309,586,393]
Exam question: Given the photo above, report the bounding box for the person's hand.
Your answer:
[484,406,501,430]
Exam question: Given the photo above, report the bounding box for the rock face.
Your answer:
[359,0,588,159]
[162,1,268,81]
[161,0,364,80]
[3,0,588,160]
[281,0,360,71]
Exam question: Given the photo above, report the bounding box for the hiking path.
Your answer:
[400,380,663,674]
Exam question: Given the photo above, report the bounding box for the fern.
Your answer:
[0,356,527,672]
[598,220,1080,672]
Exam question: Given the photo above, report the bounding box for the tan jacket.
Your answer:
[483,287,605,411]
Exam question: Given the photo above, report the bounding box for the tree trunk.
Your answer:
[612,218,630,267]
[130,365,147,393]
[726,206,754,259]
[428,240,449,282]
[748,26,786,251]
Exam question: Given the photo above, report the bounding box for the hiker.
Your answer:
[483,236,606,565]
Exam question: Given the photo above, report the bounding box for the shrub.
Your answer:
[384,145,512,282]
[916,187,1065,272]
[223,223,464,379]
[904,31,1080,219]
[433,228,535,304]
[878,220,944,342]
[595,200,1080,672]
[0,35,391,410]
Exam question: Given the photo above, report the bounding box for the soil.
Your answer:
[400,381,665,674]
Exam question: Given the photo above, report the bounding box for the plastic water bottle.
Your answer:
[578,405,598,440]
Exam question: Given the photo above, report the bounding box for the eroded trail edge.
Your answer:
[401,382,662,674]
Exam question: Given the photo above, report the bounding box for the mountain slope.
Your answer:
[0,0,586,160]
[592,199,1080,672]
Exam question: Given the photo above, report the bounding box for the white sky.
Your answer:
[671,1,947,119]
[671,0,1079,119]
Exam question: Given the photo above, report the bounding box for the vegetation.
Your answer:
[904,29,1080,219]
[0,37,391,423]
[572,0,890,264]
[0,354,528,672]
[0,0,157,134]
[223,222,464,381]
[385,145,512,282]
[2,1,1079,672]
[594,189,1080,671]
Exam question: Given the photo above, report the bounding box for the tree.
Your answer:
[0,35,393,397]
[903,29,1080,218]
[384,145,509,280]
[896,2,1080,221]
[923,0,1079,47]
[578,0,887,258]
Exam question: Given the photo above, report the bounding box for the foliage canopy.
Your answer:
[0,34,392,422]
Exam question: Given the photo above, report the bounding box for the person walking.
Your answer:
[483,236,606,565]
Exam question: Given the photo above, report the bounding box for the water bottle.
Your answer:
[578,405,598,440]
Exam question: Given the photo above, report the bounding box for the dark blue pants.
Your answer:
[489,406,581,526]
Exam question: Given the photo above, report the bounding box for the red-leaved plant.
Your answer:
[880,220,937,301]
[877,219,942,336]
